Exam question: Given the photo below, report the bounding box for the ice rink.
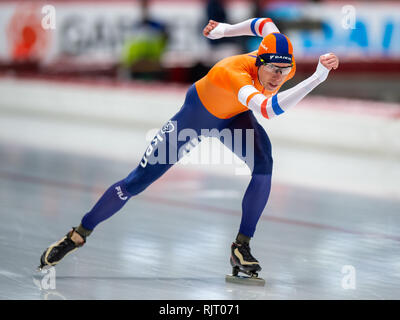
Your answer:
[0,77,400,300]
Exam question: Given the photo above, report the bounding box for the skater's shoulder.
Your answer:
[214,51,258,70]
[209,51,258,82]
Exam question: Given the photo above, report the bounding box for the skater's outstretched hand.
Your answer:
[203,19,226,39]
[319,53,339,71]
[314,53,339,83]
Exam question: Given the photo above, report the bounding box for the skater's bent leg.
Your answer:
[223,110,274,240]
[239,173,272,238]
[238,146,273,239]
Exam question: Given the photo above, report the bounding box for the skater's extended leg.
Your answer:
[80,84,229,232]
[39,84,229,269]
[78,161,175,233]
[80,180,132,231]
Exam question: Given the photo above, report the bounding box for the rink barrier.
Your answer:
[0,75,400,159]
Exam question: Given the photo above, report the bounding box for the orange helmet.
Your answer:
[255,32,294,66]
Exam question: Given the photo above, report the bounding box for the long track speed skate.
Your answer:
[225,241,265,286]
[38,227,85,271]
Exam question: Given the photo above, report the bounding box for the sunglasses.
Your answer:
[261,62,292,76]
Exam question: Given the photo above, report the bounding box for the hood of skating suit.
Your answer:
[252,32,296,96]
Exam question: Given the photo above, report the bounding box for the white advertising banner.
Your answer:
[0,1,399,67]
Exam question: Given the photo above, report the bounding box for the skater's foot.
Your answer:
[226,237,265,286]
[230,240,261,274]
[38,227,87,270]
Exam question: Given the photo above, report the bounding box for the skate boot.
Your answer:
[225,239,265,286]
[38,227,87,271]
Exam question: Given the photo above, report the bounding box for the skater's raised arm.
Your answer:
[203,18,279,40]
[240,53,339,119]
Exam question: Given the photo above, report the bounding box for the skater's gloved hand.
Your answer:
[203,20,227,39]
[314,53,339,83]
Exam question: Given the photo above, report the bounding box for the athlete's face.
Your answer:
[258,62,292,91]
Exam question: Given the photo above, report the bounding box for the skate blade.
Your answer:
[225,274,266,286]
[37,265,51,272]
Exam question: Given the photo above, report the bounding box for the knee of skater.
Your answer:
[252,172,272,179]
[123,176,148,196]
